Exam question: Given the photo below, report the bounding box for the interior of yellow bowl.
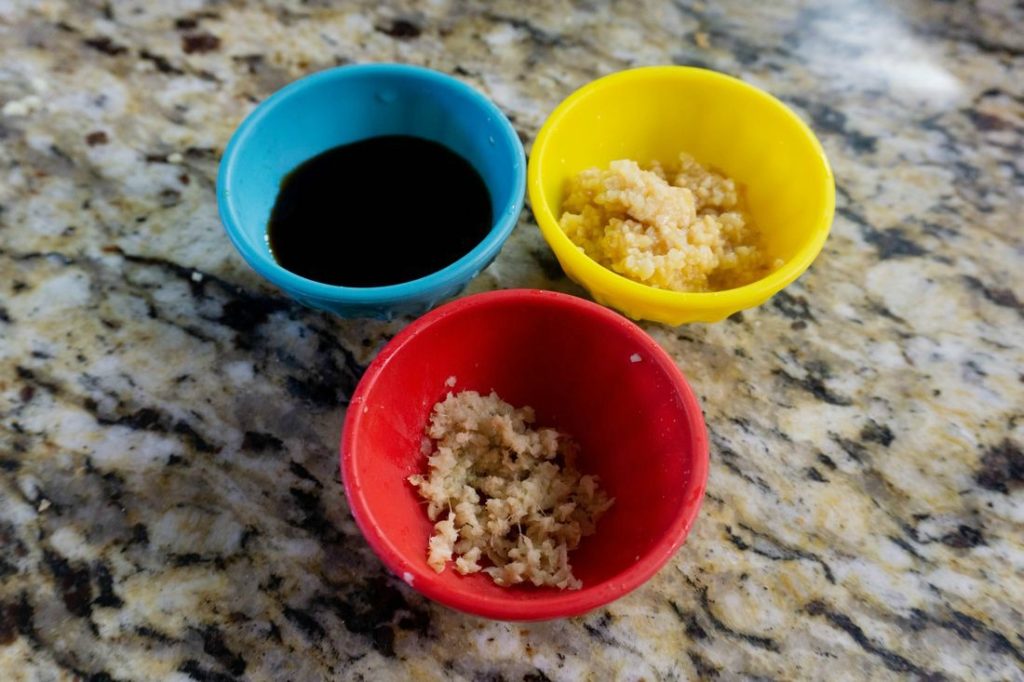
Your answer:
[529,66,835,323]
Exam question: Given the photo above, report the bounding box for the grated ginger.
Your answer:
[408,390,613,589]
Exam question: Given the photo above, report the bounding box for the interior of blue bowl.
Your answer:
[218,64,525,308]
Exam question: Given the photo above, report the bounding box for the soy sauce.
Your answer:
[267,135,492,287]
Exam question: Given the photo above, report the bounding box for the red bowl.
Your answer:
[341,289,708,620]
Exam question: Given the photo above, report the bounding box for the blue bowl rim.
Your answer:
[216,63,527,306]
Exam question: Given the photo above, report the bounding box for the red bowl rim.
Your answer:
[340,289,709,621]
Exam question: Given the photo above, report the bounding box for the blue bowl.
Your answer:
[217,64,526,319]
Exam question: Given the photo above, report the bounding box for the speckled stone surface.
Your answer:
[1,1,1022,680]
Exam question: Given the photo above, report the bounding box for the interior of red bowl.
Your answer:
[342,290,707,620]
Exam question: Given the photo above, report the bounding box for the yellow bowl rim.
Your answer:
[527,65,836,313]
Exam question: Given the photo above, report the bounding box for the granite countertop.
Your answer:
[1,1,1022,680]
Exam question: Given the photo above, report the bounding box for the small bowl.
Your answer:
[218,64,525,319]
[528,66,835,325]
[341,289,708,621]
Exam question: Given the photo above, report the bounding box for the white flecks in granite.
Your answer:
[1,95,43,118]
[0,0,1022,680]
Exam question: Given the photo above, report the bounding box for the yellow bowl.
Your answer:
[527,66,835,325]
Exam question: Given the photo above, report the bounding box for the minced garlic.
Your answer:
[559,154,780,292]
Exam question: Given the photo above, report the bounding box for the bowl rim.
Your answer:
[340,289,709,621]
[527,65,836,313]
[217,63,526,306]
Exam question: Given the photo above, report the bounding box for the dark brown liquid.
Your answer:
[268,135,492,287]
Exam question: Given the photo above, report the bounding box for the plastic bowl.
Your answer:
[218,64,525,319]
[528,66,835,325]
[341,289,708,621]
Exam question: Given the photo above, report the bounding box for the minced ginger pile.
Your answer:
[408,390,613,590]
[559,154,781,292]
